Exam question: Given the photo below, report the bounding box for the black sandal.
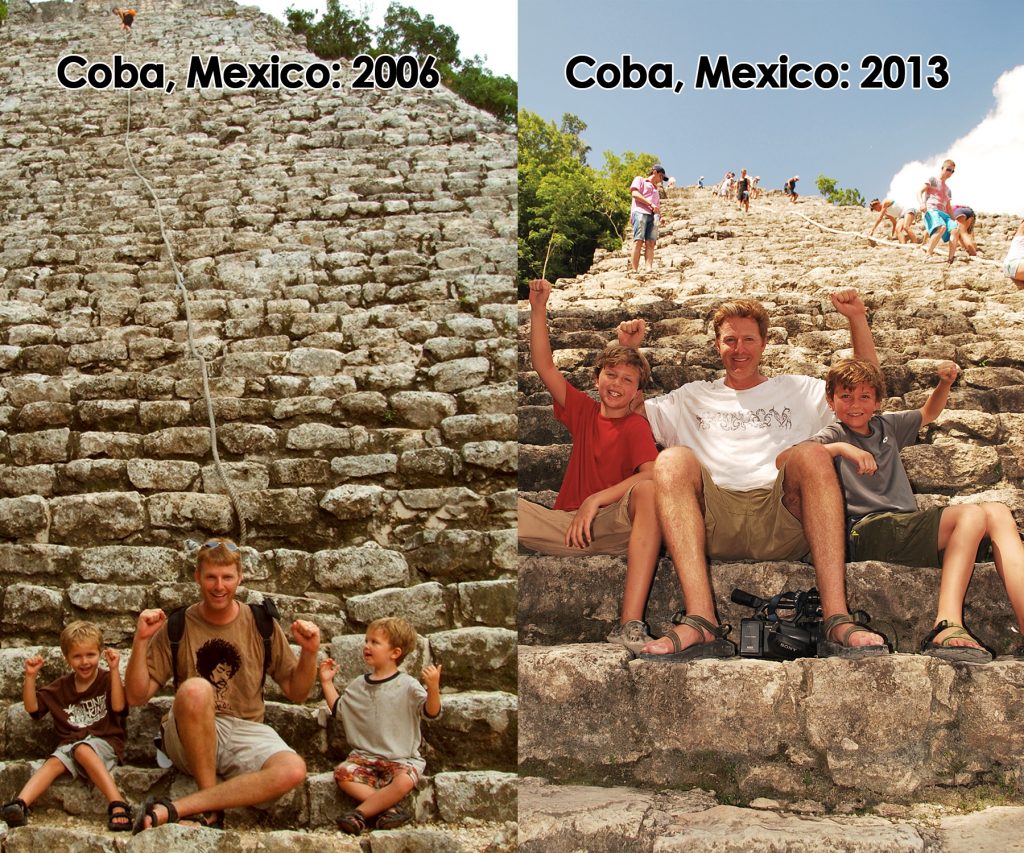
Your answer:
[1,798,30,828]
[132,797,179,834]
[375,805,412,830]
[107,800,133,832]
[191,810,225,830]
[337,809,368,834]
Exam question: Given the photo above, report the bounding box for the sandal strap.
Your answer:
[108,800,132,815]
[822,611,883,645]
[670,612,731,641]
[152,798,178,826]
[921,620,982,649]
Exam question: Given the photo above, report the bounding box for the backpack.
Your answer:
[166,597,280,690]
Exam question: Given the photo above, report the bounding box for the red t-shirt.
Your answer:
[553,383,659,511]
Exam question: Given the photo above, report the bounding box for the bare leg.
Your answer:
[338,773,416,820]
[932,505,987,647]
[620,480,662,623]
[981,503,1024,634]
[641,447,716,653]
[70,743,122,803]
[16,757,67,806]
[631,240,642,271]
[781,443,883,648]
[925,223,945,256]
[644,240,655,270]
[173,678,219,791]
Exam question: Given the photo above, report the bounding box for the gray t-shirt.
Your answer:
[811,409,922,519]
[334,671,437,774]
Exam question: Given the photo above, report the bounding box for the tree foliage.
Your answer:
[816,174,865,207]
[518,109,659,293]
[0,0,8,25]
[286,1,516,122]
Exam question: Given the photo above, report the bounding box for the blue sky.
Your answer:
[519,0,1024,213]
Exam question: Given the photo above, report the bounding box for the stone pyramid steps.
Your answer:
[517,188,1024,840]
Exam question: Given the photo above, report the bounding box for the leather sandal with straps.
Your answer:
[921,620,992,664]
[638,613,736,661]
[818,612,890,659]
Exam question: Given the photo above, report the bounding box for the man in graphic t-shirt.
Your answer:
[617,291,891,660]
[126,537,320,831]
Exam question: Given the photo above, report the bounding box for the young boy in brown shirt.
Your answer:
[2,622,132,831]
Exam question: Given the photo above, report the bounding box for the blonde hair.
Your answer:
[594,343,652,389]
[825,358,886,401]
[60,621,103,657]
[712,299,770,340]
[196,537,242,573]
[367,617,418,664]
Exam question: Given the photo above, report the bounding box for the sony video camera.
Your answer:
[732,587,822,661]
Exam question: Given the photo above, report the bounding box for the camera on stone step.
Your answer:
[732,588,822,661]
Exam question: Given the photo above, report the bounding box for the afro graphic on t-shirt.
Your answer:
[196,638,242,711]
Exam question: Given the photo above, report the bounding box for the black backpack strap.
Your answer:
[248,597,279,689]
[166,606,188,691]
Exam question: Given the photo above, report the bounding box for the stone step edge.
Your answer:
[518,777,1020,853]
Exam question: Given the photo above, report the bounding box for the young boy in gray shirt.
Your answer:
[319,617,441,834]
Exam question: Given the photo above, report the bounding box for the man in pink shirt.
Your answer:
[919,159,957,262]
[630,165,667,272]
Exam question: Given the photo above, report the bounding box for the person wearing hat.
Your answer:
[629,165,667,272]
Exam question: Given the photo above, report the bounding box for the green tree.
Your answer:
[286,1,515,123]
[518,110,658,292]
[816,174,865,207]
[0,0,8,25]
[285,0,373,61]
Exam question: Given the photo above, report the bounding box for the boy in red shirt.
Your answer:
[518,278,662,652]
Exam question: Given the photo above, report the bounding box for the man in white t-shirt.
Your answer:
[617,291,890,660]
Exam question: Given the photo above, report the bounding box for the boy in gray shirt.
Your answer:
[778,358,1024,662]
[320,617,441,834]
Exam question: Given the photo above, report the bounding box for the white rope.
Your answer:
[121,28,247,543]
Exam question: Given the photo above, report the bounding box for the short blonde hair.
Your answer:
[196,537,242,573]
[367,617,418,664]
[60,621,103,657]
[825,359,886,401]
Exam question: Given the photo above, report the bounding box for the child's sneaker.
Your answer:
[606,620,655,654]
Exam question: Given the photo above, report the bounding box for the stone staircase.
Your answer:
[0,0,515,847]
[518,187,1024,850]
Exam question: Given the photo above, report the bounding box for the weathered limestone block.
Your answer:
[0,495,48,539]
[428,628,516,692]
[143,427,213,459]
[78,546,185,584]
[127,459,202,491]
[440,414,517,444]
[335,391,387,420]
[399,448,462,480]
[428,357,490,392]
[140,400,194,429]
[269,458,331,486]
[76,431,143,459]
[201,461,271,494]
[221,351,288,377]
[433,771,517,823]
[425,336,475,361]
[901,443,1002,492]
[238,488,319,528]
[218,423,279,453]
[456,580,516,628]
[3,375,70,406]
[313,546,410,596]
[425,691,517,772]
[287,347,344,376]
[519,444,571,492]
[396,488,488,523]
[77,399,139,430]
[264,701,326,758]
[147,493,235,531]
[68,583,149,614]
[14,401,74,429]
[49,492,145,542]
[346,362,417,391]
[346,583,448,632]
[0,543,74,580]
[329,453,397,479]
[270,395,335,420]
[286,423,353,451]
[320,484,386,520]
[7,428,69,464]
[61,459,129,492]
[1,583,62,634]
[461,440,517,472]
[389,391,458,427]
[489,528,517,572]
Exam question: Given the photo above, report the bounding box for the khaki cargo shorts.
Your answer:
[517,485,639,557]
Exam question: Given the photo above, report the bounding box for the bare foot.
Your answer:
[828,621,884,649]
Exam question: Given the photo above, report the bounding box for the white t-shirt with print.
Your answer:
[645,375,833,491]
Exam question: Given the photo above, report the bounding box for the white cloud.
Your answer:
[887,65,1024,216]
